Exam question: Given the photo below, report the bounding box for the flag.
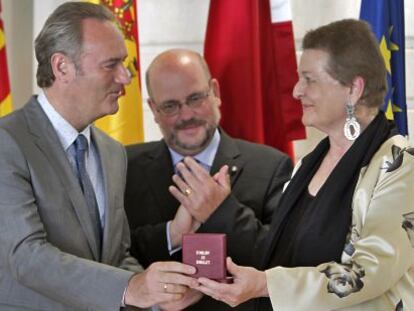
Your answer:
[0,0,13,117]
[360,0,407,136]
[88,0,144,144]
[204,0,305,158]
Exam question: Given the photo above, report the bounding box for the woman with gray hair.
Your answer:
[192,19,414,311]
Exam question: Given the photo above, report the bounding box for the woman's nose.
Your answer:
[293,80,304,99]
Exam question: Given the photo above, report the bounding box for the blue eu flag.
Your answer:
[360,0,407,136]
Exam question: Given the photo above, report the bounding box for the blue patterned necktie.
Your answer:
[175,158,207,177]
[74,134,102,256]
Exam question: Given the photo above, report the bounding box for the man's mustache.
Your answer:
[175,118,206,130]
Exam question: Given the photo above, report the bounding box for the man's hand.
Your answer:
[124,261,198,308]
[195,257,268,307]
[170,205,201,249]
[169,157,231,223]
[159,288,203,310]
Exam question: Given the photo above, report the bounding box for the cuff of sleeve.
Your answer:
[121,286,127,307]
[166,221,182,255]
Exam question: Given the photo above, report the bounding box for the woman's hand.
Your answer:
[195,257,268,307]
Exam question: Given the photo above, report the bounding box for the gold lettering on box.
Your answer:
[196,259,211,265]
[195,250,211,265]
[196,250,210,256]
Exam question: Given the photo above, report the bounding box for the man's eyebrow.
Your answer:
[187,91,205,98]
[102,56,127,64]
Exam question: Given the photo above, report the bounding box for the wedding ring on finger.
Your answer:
[184,188,192,196]
[163,283,168,293]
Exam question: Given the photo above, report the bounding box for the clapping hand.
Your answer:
[169,205,201,249]
[169,157,231,223]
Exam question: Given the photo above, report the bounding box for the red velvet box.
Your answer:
[182,233,228,281]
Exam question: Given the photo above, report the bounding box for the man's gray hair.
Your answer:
[35,2,115,88]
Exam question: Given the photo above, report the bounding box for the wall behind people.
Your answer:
[1,0,33,110]
[2,0,414,159]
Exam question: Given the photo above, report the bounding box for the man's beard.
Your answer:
[168,117,217,155]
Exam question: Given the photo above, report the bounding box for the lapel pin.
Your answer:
[230,165,238,175]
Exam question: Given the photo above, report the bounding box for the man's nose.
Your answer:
[116,64,132,85]
[177,101,196,119]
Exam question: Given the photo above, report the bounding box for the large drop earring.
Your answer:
[343,102,360,141]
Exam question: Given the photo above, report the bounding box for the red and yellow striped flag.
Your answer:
[0,0,13,117]
[89,0,144,145]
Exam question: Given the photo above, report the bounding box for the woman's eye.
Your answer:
[305,76,314,83]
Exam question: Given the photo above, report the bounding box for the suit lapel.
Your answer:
[24,98,101,260]
[92,128,120,262]
[211,131,243,187]
[145,141,179,220]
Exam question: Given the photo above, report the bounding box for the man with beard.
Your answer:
[124,49,292,310]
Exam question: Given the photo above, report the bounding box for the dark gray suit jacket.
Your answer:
[0,97,141,311]
[125,131,292,310]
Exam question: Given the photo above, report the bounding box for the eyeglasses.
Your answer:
[155,85,212,117]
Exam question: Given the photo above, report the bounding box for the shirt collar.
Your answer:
[169,129,220,168]
[37,90,92,152]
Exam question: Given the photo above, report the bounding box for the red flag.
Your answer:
[0,0,13,117]
[204,0,305,158]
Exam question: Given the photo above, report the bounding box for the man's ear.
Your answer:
[210,78,220,98]
[147,98,160,124]
[210,78,221,107]
[50,53,72,83]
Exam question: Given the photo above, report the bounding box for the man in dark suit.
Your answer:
[0,4,198,310]
[125,49,293,310]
